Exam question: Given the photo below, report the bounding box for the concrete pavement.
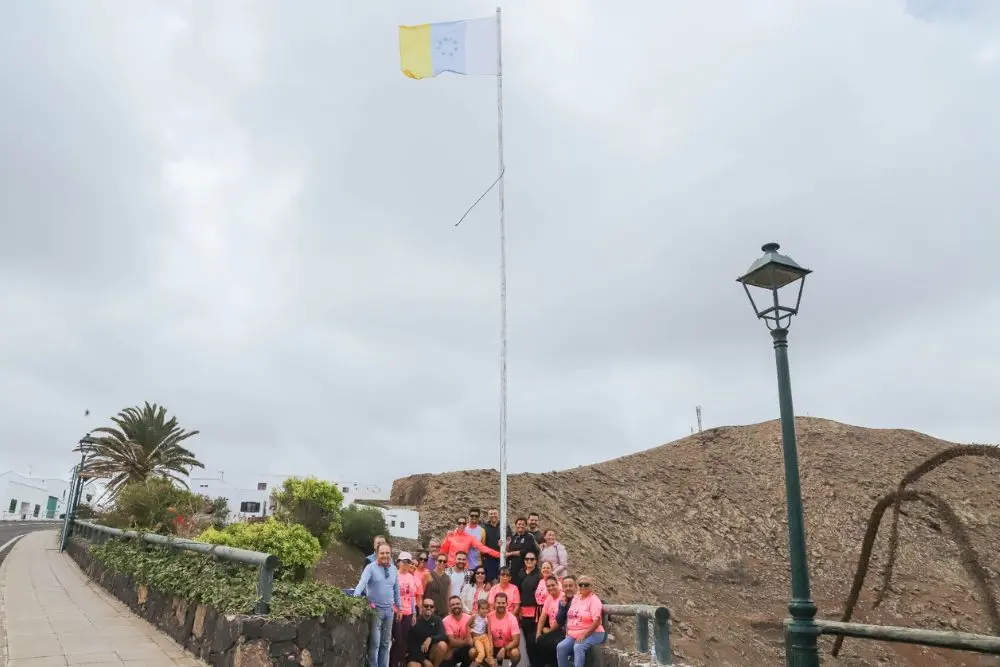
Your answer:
[0,529,206,666]
[0,522,62,563]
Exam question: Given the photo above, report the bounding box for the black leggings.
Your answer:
[533,628,565,667]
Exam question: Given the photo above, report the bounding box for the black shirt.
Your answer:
[556,596,573,627]
[516,567,542,611]
[408,615,448,656]
[528,530,544,545]
[483,521,512,554]
[507,531,539,579]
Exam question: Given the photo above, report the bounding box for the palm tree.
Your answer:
[73,402,204,500]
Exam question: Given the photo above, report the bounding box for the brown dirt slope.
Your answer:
[389,418,1000,666]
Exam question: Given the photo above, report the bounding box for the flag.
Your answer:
[399,16,498,80]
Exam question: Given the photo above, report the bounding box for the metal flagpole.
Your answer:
[495,5,509,569]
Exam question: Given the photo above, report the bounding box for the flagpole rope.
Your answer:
[495,5,509,569]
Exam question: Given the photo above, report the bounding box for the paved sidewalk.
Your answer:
[0,530,204,666]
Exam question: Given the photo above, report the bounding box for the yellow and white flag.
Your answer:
[399,16,498,80]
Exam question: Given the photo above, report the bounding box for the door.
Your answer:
[46,496,58,519]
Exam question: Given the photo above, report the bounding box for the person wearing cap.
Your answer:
[391,552,419,667]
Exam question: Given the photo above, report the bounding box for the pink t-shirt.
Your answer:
[488,611,520,647]
[541,595,560,629]
[487,583,520,609]
[443,612,471,641]
[398,572,418,615]
[566,594,604,639]
[536,578,561,607]
[414,568,426,602]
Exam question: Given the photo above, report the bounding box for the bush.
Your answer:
[340,504,388,553]
[198,518,322,578]
[206,496,230,528]
[271,477,344,547]
[87,539,368,619]
[101,478,207,535]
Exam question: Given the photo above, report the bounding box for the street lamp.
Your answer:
[737,242,818,667]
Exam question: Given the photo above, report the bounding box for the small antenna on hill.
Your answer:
[696,406,703,433]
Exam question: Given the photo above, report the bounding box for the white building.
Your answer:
[184,473,390,523]
[355,500,420,541]
[0,471,70,520]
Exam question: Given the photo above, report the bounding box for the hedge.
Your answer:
[88,539,368,620]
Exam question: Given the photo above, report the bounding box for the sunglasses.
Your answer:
[437,558,447,563]
[524,557,536,561]
[423,604,435,609]
[417,556,428,561]
[579,583,592,588]
[475,571,486,576]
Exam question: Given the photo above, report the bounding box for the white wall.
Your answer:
[355,503,420,540]
[185,474,389,523]
[0,472,70,520]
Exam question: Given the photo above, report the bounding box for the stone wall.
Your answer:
[66,538,367,666]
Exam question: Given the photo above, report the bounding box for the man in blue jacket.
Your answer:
[355,543,400,667]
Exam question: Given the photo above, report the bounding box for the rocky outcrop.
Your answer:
[390,417,1000,666]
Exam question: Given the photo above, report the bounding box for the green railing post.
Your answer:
[635,611,650,653]
[652,606,672,665]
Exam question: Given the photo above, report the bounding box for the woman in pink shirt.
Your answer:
[391,553,419,667]
[534,561,560,608]
[534,575,566,667]
[486,566,521,615]
[555,575,605,667]
[538,529,569,579]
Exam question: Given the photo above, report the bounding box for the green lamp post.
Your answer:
[737,242,819,667]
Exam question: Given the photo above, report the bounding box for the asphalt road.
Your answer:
[0,521,60,566]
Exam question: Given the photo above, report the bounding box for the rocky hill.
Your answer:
[390,418,1000,666]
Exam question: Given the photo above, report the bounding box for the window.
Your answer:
[240,501,262,513]
[400,521,406,529]
[341,486,350,493]
[391,520,396,527]
[257,482,267,490]
[199,484,208,488]
[33,505,40,517]
[7,499,16,513]
[85,494,93,502]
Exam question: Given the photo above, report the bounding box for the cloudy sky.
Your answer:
[1,0,998,490]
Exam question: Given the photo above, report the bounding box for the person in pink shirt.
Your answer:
[442,595,474,666]
[534,562,559,608]
[392,553,419,667]
[440,517,501,568]
[538,529,569,579]
[486,567,521,616]
[555,575,605,667]
[535,575,567,667]
[487,593,521,666]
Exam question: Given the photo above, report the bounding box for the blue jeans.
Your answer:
[368,606,394,667]
[556,632,606,667]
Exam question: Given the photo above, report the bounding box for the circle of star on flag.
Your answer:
[435,36,459,57]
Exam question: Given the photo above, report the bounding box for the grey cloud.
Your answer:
[1,1,997,491]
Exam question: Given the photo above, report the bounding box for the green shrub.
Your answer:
[198,518,322,577]
[271,477,344,547]
[87,539,368,619]
[101,478,206,534]
[206,496,230,529]
[340,504,388,552]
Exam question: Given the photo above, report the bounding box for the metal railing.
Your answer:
[603,604,672,665]
[783,619,1000,664]
[71,519,281,615]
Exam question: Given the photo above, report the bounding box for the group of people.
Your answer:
[354,507,606,667]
